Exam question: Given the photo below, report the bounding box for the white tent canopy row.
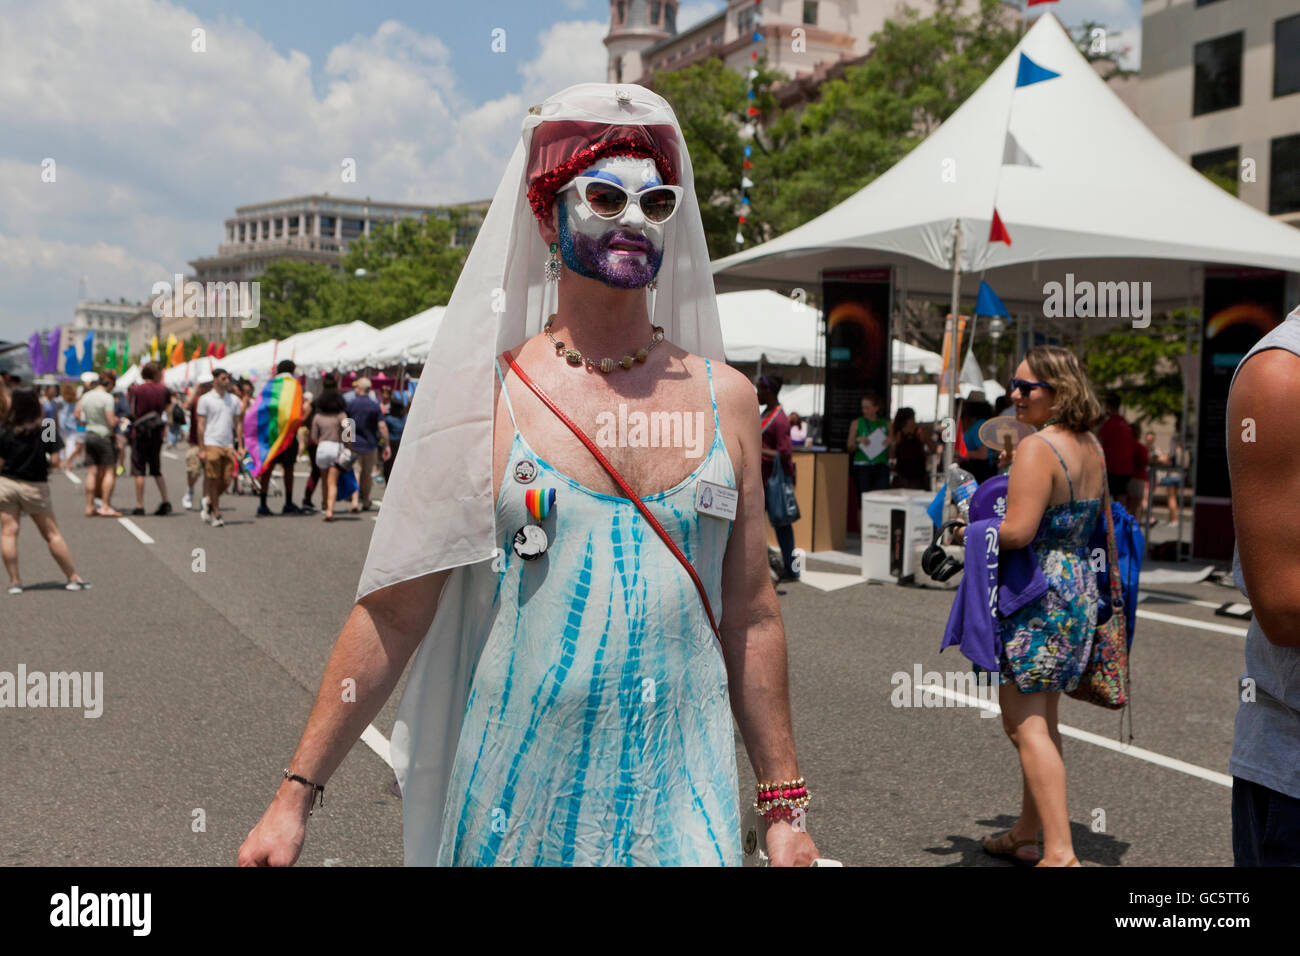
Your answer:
[161,322,379,388]
[712,12,1300,313]
[155,292,945,390]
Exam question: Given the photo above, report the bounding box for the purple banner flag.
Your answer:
[44,328,62,375]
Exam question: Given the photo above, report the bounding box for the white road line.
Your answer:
[1136,608,1248,637]
[920,684,1233,788]
[162,450,179,460]
[64,470,82,485]
[117,517,155,544]
[361,724,393,768]
[1139,589,1230,611]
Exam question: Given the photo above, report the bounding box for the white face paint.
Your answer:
[564,155,667,264]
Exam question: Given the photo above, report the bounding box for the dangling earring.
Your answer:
[542,241,561,328]
[645,277,658,325]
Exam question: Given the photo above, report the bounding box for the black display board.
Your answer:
[822,268,892,452]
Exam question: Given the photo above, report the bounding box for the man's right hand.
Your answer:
[237,784,313,866]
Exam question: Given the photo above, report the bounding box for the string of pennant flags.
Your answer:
[988,50,1060,247]
[735,0,763,246]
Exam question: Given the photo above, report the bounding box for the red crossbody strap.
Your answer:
[503,351,722,646]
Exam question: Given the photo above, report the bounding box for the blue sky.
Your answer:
[0,0,1141,341]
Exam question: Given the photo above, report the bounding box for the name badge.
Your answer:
[694,479,738,521]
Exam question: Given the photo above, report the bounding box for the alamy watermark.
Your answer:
[1042,273,1151,329]
[151,273,260,328]
[0,665,103,717]
[594,404,708,459]
[890,664,999,716]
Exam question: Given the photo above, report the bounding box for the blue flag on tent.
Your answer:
[82,331,95,372]
[1015,53,1059,88]
[975,280,1010,318]
[63,346,79,376]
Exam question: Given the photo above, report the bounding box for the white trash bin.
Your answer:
[860,489,938,583]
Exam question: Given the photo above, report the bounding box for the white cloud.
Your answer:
[519,19,609,103]
[0,0,612,340]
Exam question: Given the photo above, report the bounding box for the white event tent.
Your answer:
[291,321,383,376]
[332,305,447,370]
[712,12,1300,312]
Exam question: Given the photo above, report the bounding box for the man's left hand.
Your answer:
[764,819,820,866]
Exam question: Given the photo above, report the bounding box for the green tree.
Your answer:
[242,259,340,346]
[751,0,1020,239]
[1082,310,1198,425]
[653,58,782,258]
[340,214,469,328]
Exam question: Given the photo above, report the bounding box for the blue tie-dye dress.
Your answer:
[436,358,742,866]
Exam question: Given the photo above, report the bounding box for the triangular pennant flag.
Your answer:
[1002,130,1039,168]
[1016,53,1060,88]
[960,349,985,390]
[741,176,754,189]
[119,340,129,375]
[105,340,117,371]
[64,345,79,376]
[989,208,1012,245]
[206,342,216,357]
[736,232,745,244]
[191,343,202,360]
[975,280,1010,318]
[1027,0,1059,5]
[216,342,226,359]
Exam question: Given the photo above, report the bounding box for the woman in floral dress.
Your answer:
[982,346,1105,868]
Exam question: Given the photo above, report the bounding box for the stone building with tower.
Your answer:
[604,0,1006,97]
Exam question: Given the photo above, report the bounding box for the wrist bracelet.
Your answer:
[283,769,325,814]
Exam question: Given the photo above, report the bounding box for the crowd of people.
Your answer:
[0,360,412,585]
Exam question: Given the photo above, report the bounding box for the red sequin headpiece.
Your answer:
[526,121,680,222]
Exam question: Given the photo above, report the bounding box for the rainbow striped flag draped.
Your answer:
[242,374,304,478]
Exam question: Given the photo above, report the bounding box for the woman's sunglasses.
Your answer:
[561,177,683,224]
[1008,378,1053,396]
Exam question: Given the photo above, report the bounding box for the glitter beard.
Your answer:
[556,195,664,290]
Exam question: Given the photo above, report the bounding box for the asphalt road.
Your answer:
[0,449,1248,866]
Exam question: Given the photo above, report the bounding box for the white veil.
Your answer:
[357,83,726,864]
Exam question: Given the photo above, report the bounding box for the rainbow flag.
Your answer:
[243,374,304,478]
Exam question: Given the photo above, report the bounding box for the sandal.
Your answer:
[1035,856,1081,867]
[983,830,1042,866]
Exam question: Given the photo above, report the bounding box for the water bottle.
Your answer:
[946,463,978,521]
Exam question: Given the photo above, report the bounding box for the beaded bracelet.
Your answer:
[754,776,811,820]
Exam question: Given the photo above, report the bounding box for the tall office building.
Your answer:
[1138,0,1300,227]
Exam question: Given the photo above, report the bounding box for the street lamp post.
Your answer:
[989,316,1005,385]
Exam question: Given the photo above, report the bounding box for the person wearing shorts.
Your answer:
[182,382,212,511]
[77,377,121,517]
[0,387,90,593]
[195,369,244,528]
[127,361,173,516]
